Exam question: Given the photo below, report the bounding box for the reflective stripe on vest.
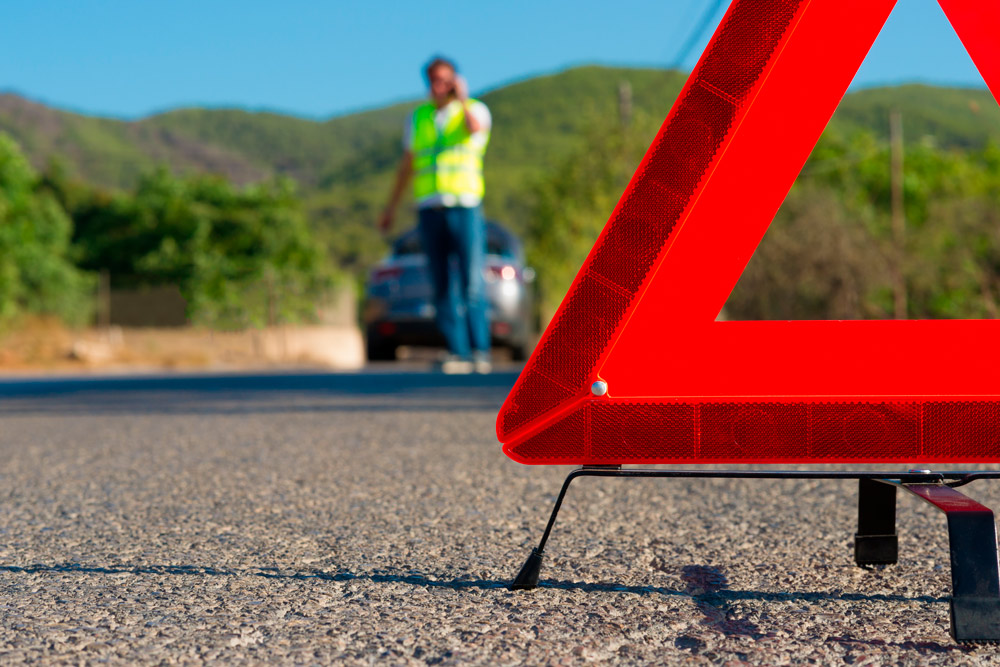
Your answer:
[411,100,489,201]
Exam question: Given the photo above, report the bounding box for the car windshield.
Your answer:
[392,223,520,259]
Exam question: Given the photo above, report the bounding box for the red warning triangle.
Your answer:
[498,0,1000,465]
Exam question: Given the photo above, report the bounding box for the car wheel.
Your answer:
[366,331,398,362]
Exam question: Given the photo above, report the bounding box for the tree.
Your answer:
[526,109,660,319]
[69,168,336,328]
[528,121,1000,323]
[0,133,93,326]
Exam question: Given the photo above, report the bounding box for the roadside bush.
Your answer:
[529,119,1000,322]
[0,133,93,327]
[68,168,335,328]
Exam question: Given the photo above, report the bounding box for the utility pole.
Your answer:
[890,110,906,319]
[98,269,111,329]
[618,80,632,131]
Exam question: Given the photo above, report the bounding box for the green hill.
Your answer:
[3,66,999,274]
[0,67,688,191]
[3,69,996,189]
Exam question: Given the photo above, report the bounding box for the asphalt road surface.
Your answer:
[2,367,1000,664]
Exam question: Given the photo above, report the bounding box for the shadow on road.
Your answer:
[0,560,950,605]
[1,562,970,654]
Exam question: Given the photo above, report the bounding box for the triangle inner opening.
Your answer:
[723,0,1000,321]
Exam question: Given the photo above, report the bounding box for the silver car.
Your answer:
[363,221,535,361]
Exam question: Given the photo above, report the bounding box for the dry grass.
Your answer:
[0,317,79,370]
[0,317,363,374]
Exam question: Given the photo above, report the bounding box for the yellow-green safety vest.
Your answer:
[411,100,489,201]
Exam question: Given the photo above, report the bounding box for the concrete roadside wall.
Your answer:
[0,286,366,372]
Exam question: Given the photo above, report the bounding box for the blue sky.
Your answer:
[0,0,987,120]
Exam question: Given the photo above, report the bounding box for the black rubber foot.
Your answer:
[510,548,543,590]
[951,597,1000,643]
[854,533,898,565]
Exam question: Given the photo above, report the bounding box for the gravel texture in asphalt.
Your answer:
[1,370,1000,664]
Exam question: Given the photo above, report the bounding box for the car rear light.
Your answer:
[377,322,397,336]
[492,321,512,336]
[485,264,518,282]
[371,267,404,284]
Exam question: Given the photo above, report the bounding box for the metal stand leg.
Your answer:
[510,469,585,590]
[507,467,1000,641]
[903,483,1000,643]
[855,478,898,565]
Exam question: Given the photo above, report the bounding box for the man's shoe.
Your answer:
[473,351,492,374]
[440,355,474,375]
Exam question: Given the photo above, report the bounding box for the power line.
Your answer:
[666,1,703,54]
[670,0,727,69]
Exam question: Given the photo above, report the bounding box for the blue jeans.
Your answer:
[417,205,490,358]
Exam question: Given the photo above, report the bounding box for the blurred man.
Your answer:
[379,56,492,374]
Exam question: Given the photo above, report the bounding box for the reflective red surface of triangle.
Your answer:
[498,0,1000,464]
